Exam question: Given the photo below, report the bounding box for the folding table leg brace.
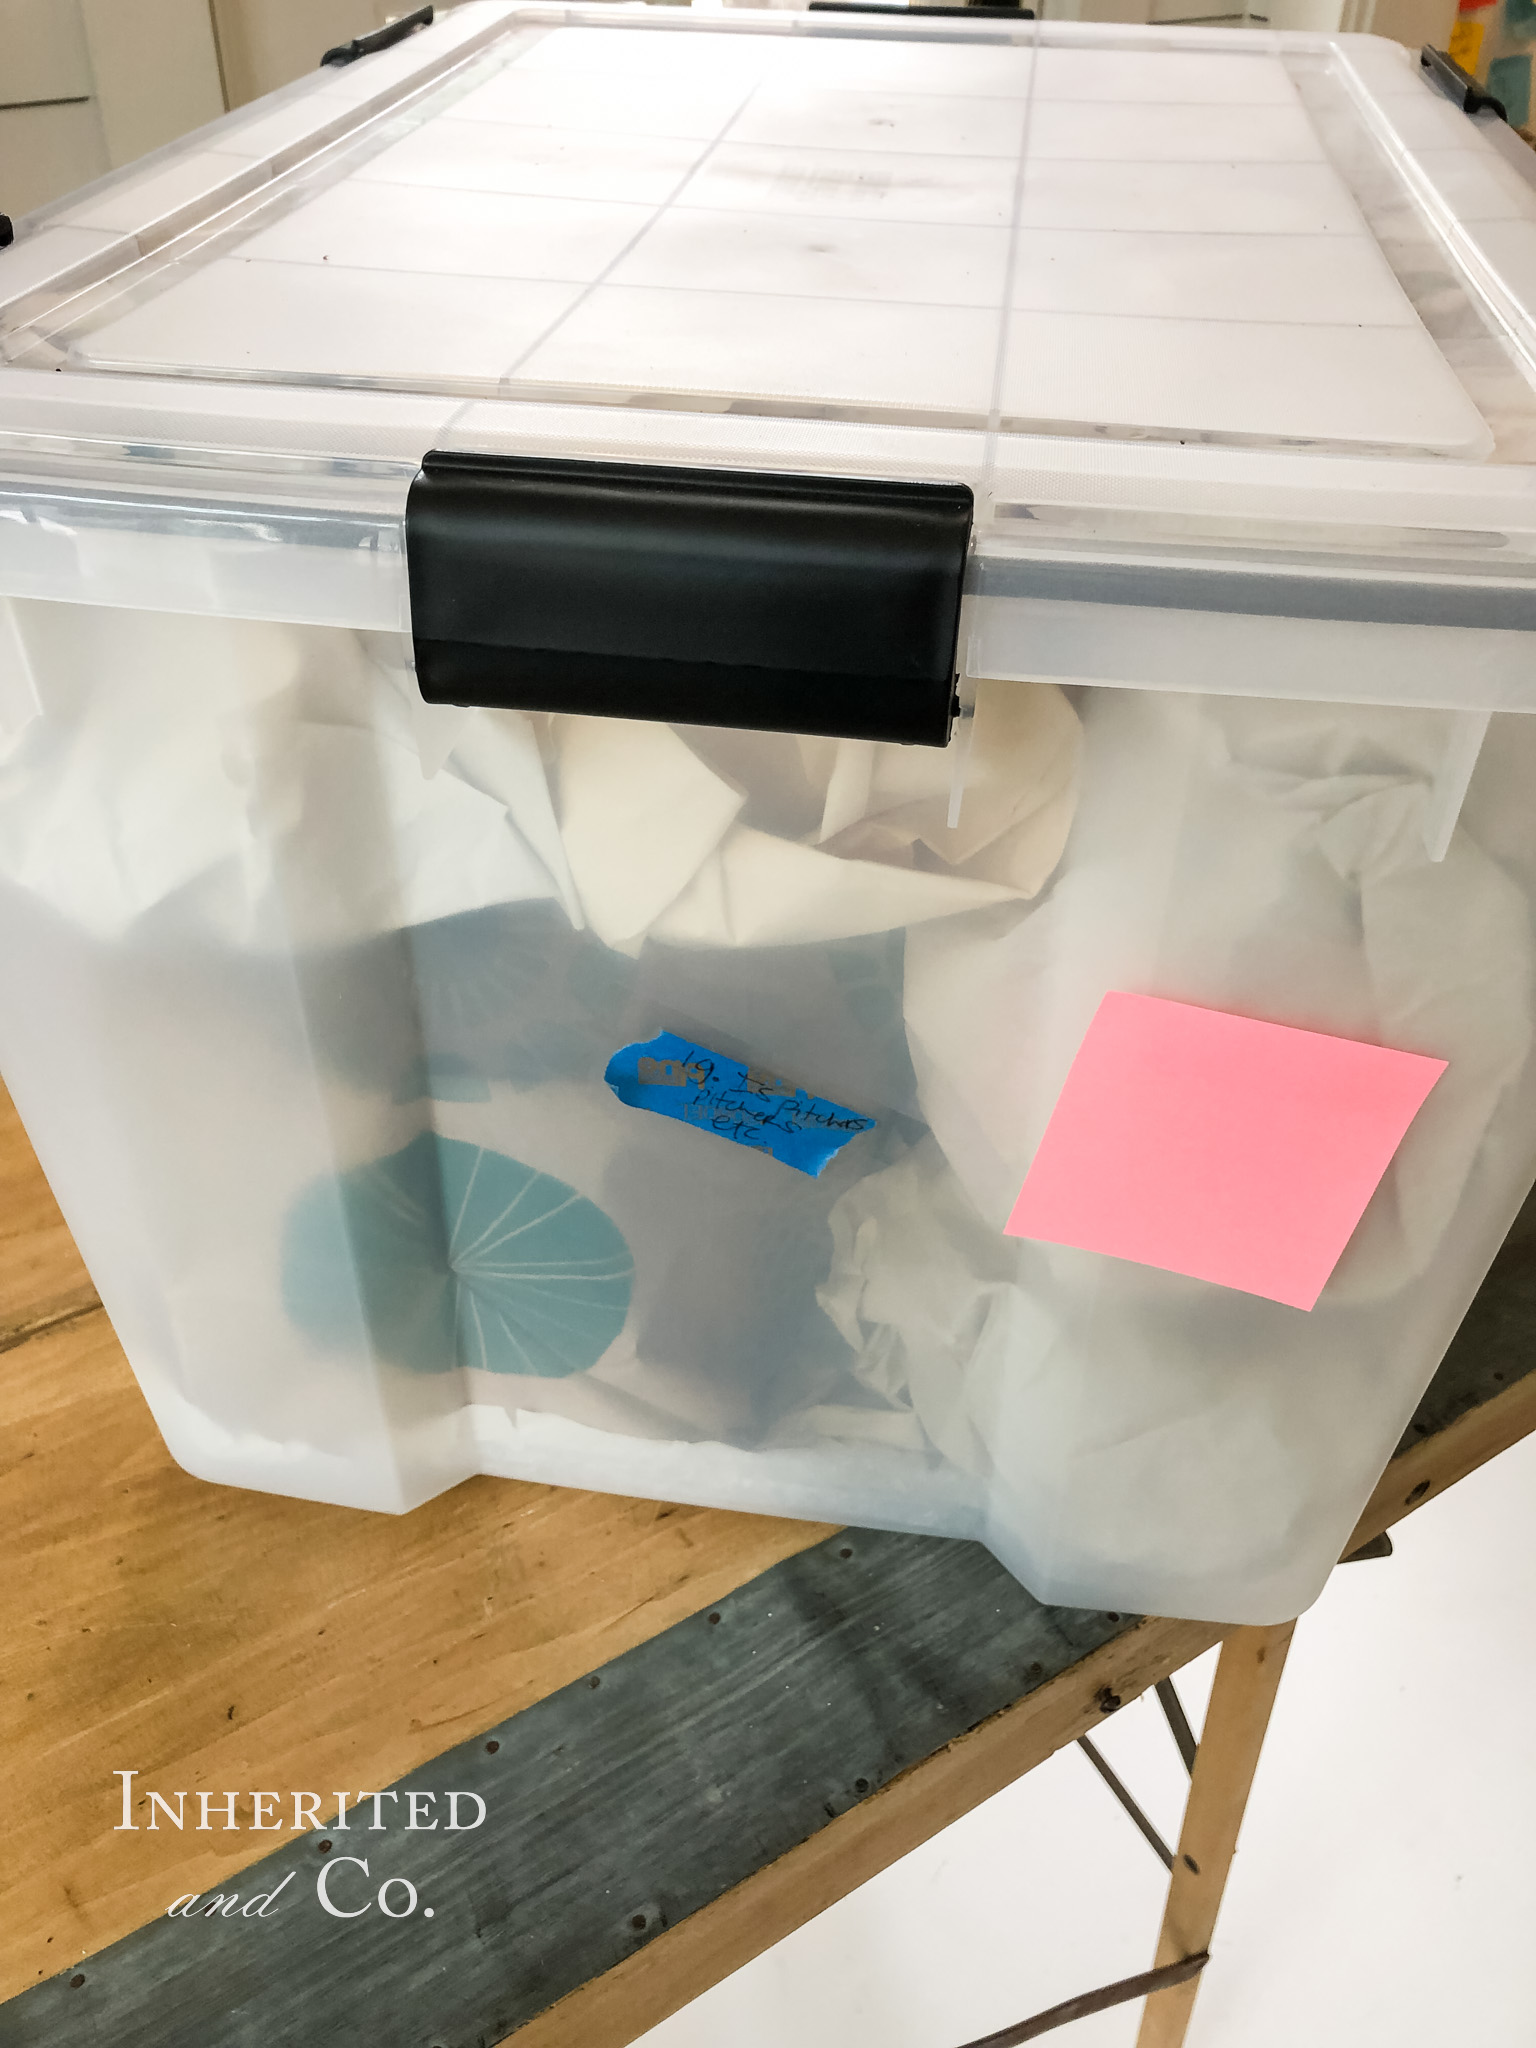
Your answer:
[950,1621,1295,2048]
[1136,1622,1297,2048]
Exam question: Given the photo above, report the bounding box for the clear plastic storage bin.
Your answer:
[5,3,1536,1624]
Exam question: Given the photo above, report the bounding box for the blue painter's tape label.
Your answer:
[604,1031,877,1177]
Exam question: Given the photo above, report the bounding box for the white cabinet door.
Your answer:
[0,100,109,219]
[0,0,95,107]
[210,0,399,107]
[79,0,226,165]
[1037,0,1158,21]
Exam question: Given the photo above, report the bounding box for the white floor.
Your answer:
[639,1432,1536,2048]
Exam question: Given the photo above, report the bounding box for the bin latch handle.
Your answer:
[321,5,433,68]
[1420,44,1508,121]
[404,452,974,748]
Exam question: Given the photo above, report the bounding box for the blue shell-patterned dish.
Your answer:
[282,1132,633,1378]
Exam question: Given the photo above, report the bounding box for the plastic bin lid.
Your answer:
[7,3,1536,712]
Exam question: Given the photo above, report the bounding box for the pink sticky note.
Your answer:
[1005,993,1447,1310]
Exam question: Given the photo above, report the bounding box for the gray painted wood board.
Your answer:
[0,1530,1125,2048]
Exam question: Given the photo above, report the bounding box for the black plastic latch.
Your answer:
[322,4,433,67]
[0,216,12,249]
[405,453,974,747]
[1420,44,1508,120]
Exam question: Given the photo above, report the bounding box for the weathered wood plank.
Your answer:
[0,1078,97,1345]
[0,1308,832,2004]
[1345,1189,1536,1551]
[0,1528,1177,2048]
[1393,1189,1536,1453]
[1351,1356,1536,1551]
[505,1609,1224,2048]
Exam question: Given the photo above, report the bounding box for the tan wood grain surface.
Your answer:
[0,1081,98,1350]
[0,1085,833,1999]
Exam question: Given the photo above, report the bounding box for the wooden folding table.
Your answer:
[3,1079,1533,2047]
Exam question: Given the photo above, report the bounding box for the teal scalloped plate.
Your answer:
[282,1132,633,1377]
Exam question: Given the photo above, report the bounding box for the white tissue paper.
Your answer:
[544,677,1081,953]
[0,604,574,950]
[826,687,1536,1616]
[905,690,1533,1297]
[814,1132,1059,1478]
[0,603,1080,968]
